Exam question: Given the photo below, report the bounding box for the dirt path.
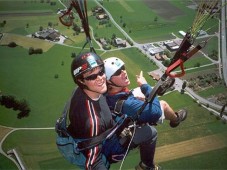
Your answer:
[0,126,12,142]
[155,133,227,162]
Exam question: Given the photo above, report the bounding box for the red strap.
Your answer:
[165,44,202,78]
[165,58,185,78]
[59,7,73,27]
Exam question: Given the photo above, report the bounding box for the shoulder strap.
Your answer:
[55,88,77,137]
[113,93,130,116]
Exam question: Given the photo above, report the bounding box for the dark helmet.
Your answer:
[71,52,104,88]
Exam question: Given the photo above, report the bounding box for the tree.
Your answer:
[209,49,218,60]
[18,99,29,111]
[163,50,171,58]
[194,62,200,67]
[162,59,171,67]
[182,81,187,89]
[48,22,53,27]
[34,48,43,54]
[0,94,30,119]
[71,52,76,58]
[73,24,80,32]
[8,42,17,48]
[0,95,15,108]
[111,33,116,39]
[122,23,126,28]
[154,16,158,22]
[28,47,34,55]
[39,26,43,31]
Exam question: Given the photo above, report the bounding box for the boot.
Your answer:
[170,109,188,128]
[135,162,161,170]
[157,77,175,96]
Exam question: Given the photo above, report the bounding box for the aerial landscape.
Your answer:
[0,0,227,169]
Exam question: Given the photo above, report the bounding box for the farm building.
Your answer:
[94,6,104,13]
[96,14,108,20]
[114,38,126,47]
[164,40,182,51]
[179,30,186,37]
[148,46,163,55]
[99,38,108,46]
[148,71,160,80]
[33,28,60,42]
[155,53,168,61]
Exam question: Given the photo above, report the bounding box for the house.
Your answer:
[155,53,162,60]
[114,38,126,47]
[148,46,163,55]
[179,30,186,37]
[99,38,107,46]
[164,40,180,51]
[162,54,168,60]
[148,72,160,81]
[96,14,108,20]
[94,7,104,13]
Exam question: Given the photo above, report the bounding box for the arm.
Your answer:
[122,71,162,124]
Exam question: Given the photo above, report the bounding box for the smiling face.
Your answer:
[81,66,107,99]
[109,66,130,88]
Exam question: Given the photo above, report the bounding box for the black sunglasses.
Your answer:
[83,68,105,81]
[112,65,125,77]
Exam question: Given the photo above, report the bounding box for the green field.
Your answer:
[0,0,226,169]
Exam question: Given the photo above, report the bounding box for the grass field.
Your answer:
[101,0,219,42]
[0,0,226,169]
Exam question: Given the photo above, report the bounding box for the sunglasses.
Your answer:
[112,65,125,77]
[83,68,105,81]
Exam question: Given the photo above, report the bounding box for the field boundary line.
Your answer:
[117,0,134,12]
[155,133,227,162]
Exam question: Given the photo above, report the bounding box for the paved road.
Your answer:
[221,0,227,86]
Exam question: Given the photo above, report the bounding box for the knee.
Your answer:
[147,126,157,144]
[160,100,169,111]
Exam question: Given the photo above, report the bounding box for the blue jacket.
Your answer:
[106,84,162,124]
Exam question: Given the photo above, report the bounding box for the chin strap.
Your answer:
[107,80,124,88]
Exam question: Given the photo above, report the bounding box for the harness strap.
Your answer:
[114,94,130,115]
[77,115,128,151]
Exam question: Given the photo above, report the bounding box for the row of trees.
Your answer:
[28,47,43,55]
[0,94,30,119]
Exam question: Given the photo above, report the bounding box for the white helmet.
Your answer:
[104,57,125,80]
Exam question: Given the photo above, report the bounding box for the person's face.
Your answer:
[82,66,107,95]
[109,65,130,87]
